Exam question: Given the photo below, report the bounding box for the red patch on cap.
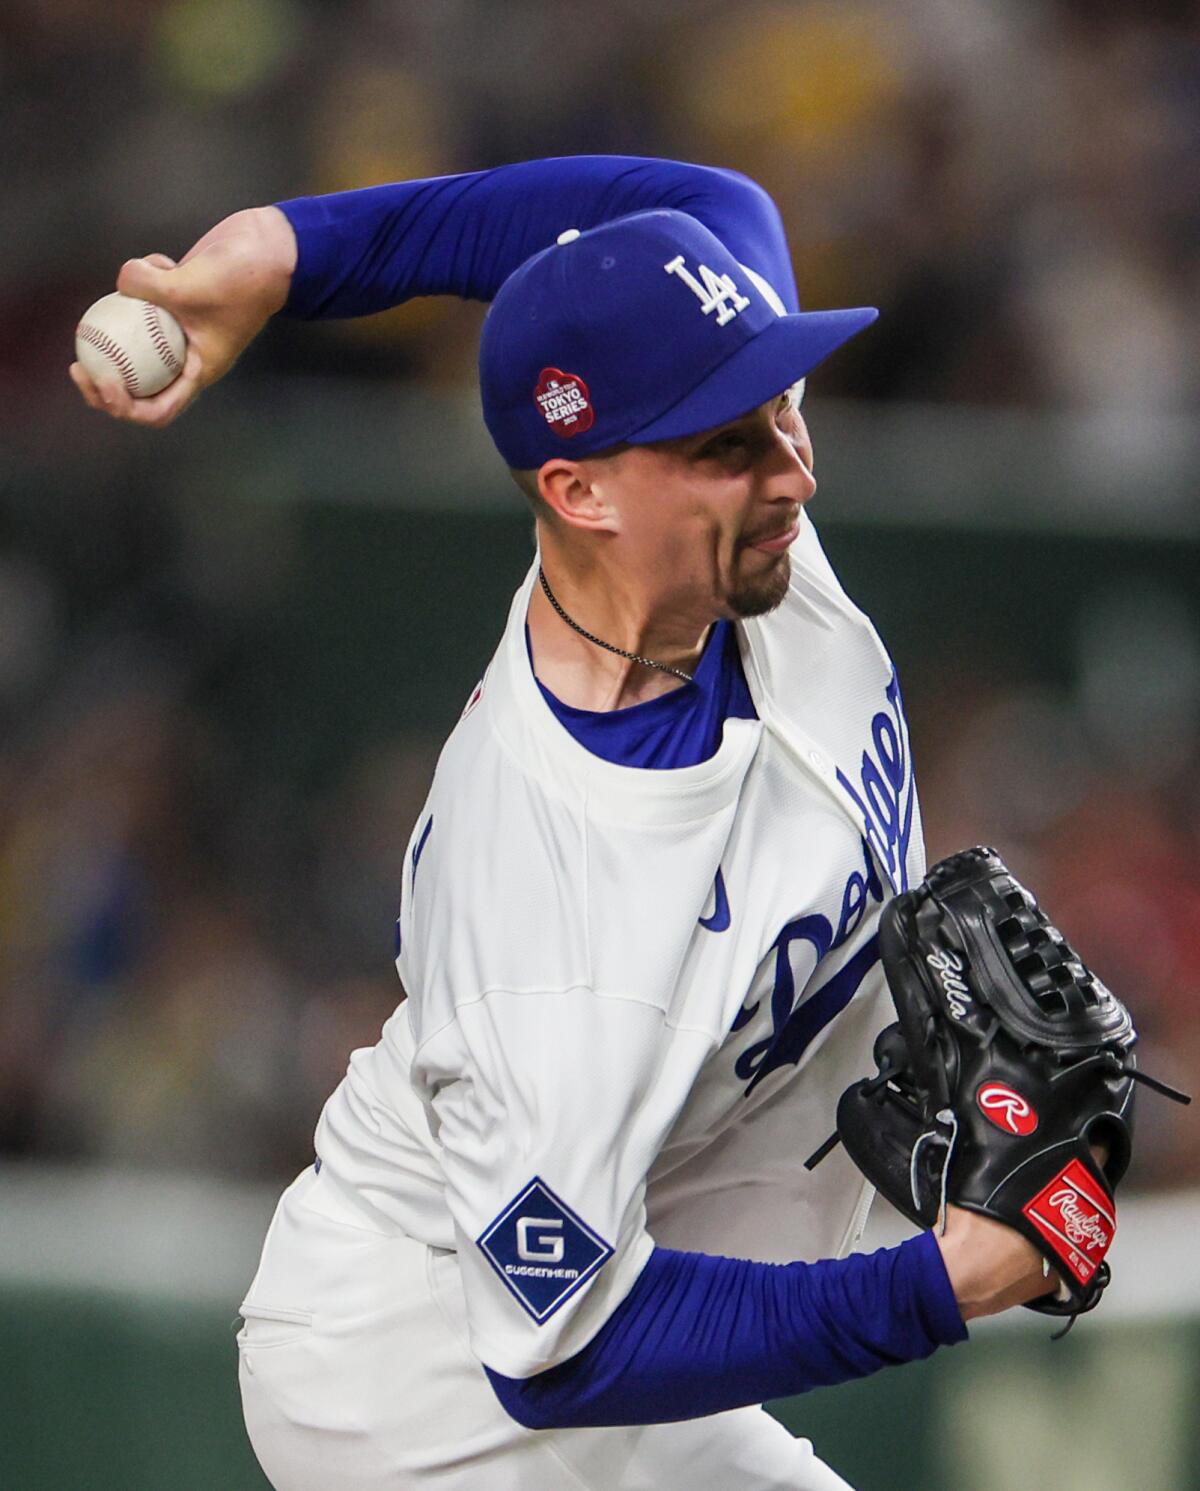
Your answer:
[977,1081,1039,1136]
[1022,1158,1115,1286]
[534,367,594,438]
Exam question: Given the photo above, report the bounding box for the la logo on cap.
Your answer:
[534,367,594,438]
[663,253,750,327]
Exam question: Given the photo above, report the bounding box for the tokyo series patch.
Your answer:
[477,1177,613,1323]
[533,368,595,438]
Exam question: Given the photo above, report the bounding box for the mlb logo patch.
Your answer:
[478,1177,613,1323]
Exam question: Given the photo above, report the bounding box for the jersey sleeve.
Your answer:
[486,1233,967,1428]
[277,155,799,320]
[412,985,712,1378]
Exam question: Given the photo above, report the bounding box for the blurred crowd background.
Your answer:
[2,0,1198,1194]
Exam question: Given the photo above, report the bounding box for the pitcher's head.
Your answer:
[480,210,875,616]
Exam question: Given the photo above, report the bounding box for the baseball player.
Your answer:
[72,157,1056,1491]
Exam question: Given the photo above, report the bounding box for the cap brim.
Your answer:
[627,306,878,445]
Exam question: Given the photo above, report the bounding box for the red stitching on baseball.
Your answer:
[77,322,141,395]
[142,301,183,376]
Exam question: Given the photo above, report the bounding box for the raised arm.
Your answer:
[70,156,797,429]
[278,155,798,318]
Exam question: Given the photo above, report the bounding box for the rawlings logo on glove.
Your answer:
[1024,1159,1114,1285]
[977,1082,1038,1136]
[808,847,1190,1333]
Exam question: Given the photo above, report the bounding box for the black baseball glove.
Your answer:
[809,847,1189,1329]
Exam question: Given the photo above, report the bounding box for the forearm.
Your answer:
[486,1232,965,1431]
[276,155,799,320]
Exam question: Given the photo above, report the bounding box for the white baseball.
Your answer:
[75,292,187,399]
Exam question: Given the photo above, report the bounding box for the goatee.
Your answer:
[729,554,791,618]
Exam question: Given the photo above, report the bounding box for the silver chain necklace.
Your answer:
[537,567,694,684]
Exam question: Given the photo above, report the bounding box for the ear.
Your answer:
[536,457,622,534]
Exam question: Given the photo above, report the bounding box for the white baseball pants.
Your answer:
[237,1166,856,1491]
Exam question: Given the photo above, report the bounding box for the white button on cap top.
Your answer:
[557,228,582,245]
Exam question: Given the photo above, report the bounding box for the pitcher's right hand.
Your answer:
[70,205,297,428]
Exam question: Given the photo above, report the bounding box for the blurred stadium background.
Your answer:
[2,0,1198,1487]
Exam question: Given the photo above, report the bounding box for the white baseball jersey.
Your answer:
[312,511,925,1381]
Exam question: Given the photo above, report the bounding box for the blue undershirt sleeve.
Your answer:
[485,1230,966,1430]
[276,155,799,320]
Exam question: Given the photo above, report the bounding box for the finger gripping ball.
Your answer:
[75,292,186,398]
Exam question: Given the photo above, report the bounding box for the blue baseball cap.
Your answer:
[479,208,877,470]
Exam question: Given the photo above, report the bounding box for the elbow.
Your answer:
[717,165,779,212]
[484,1366,564,1432]
[683,161,779,217]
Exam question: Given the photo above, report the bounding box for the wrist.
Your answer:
[240,206,298,314]
[934,1206,1050,1322]
[192,206,296,319]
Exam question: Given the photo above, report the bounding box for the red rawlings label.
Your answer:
[1022,1158,1115,1286]
[534,367,595,438]
[977,1081,1039,1136]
